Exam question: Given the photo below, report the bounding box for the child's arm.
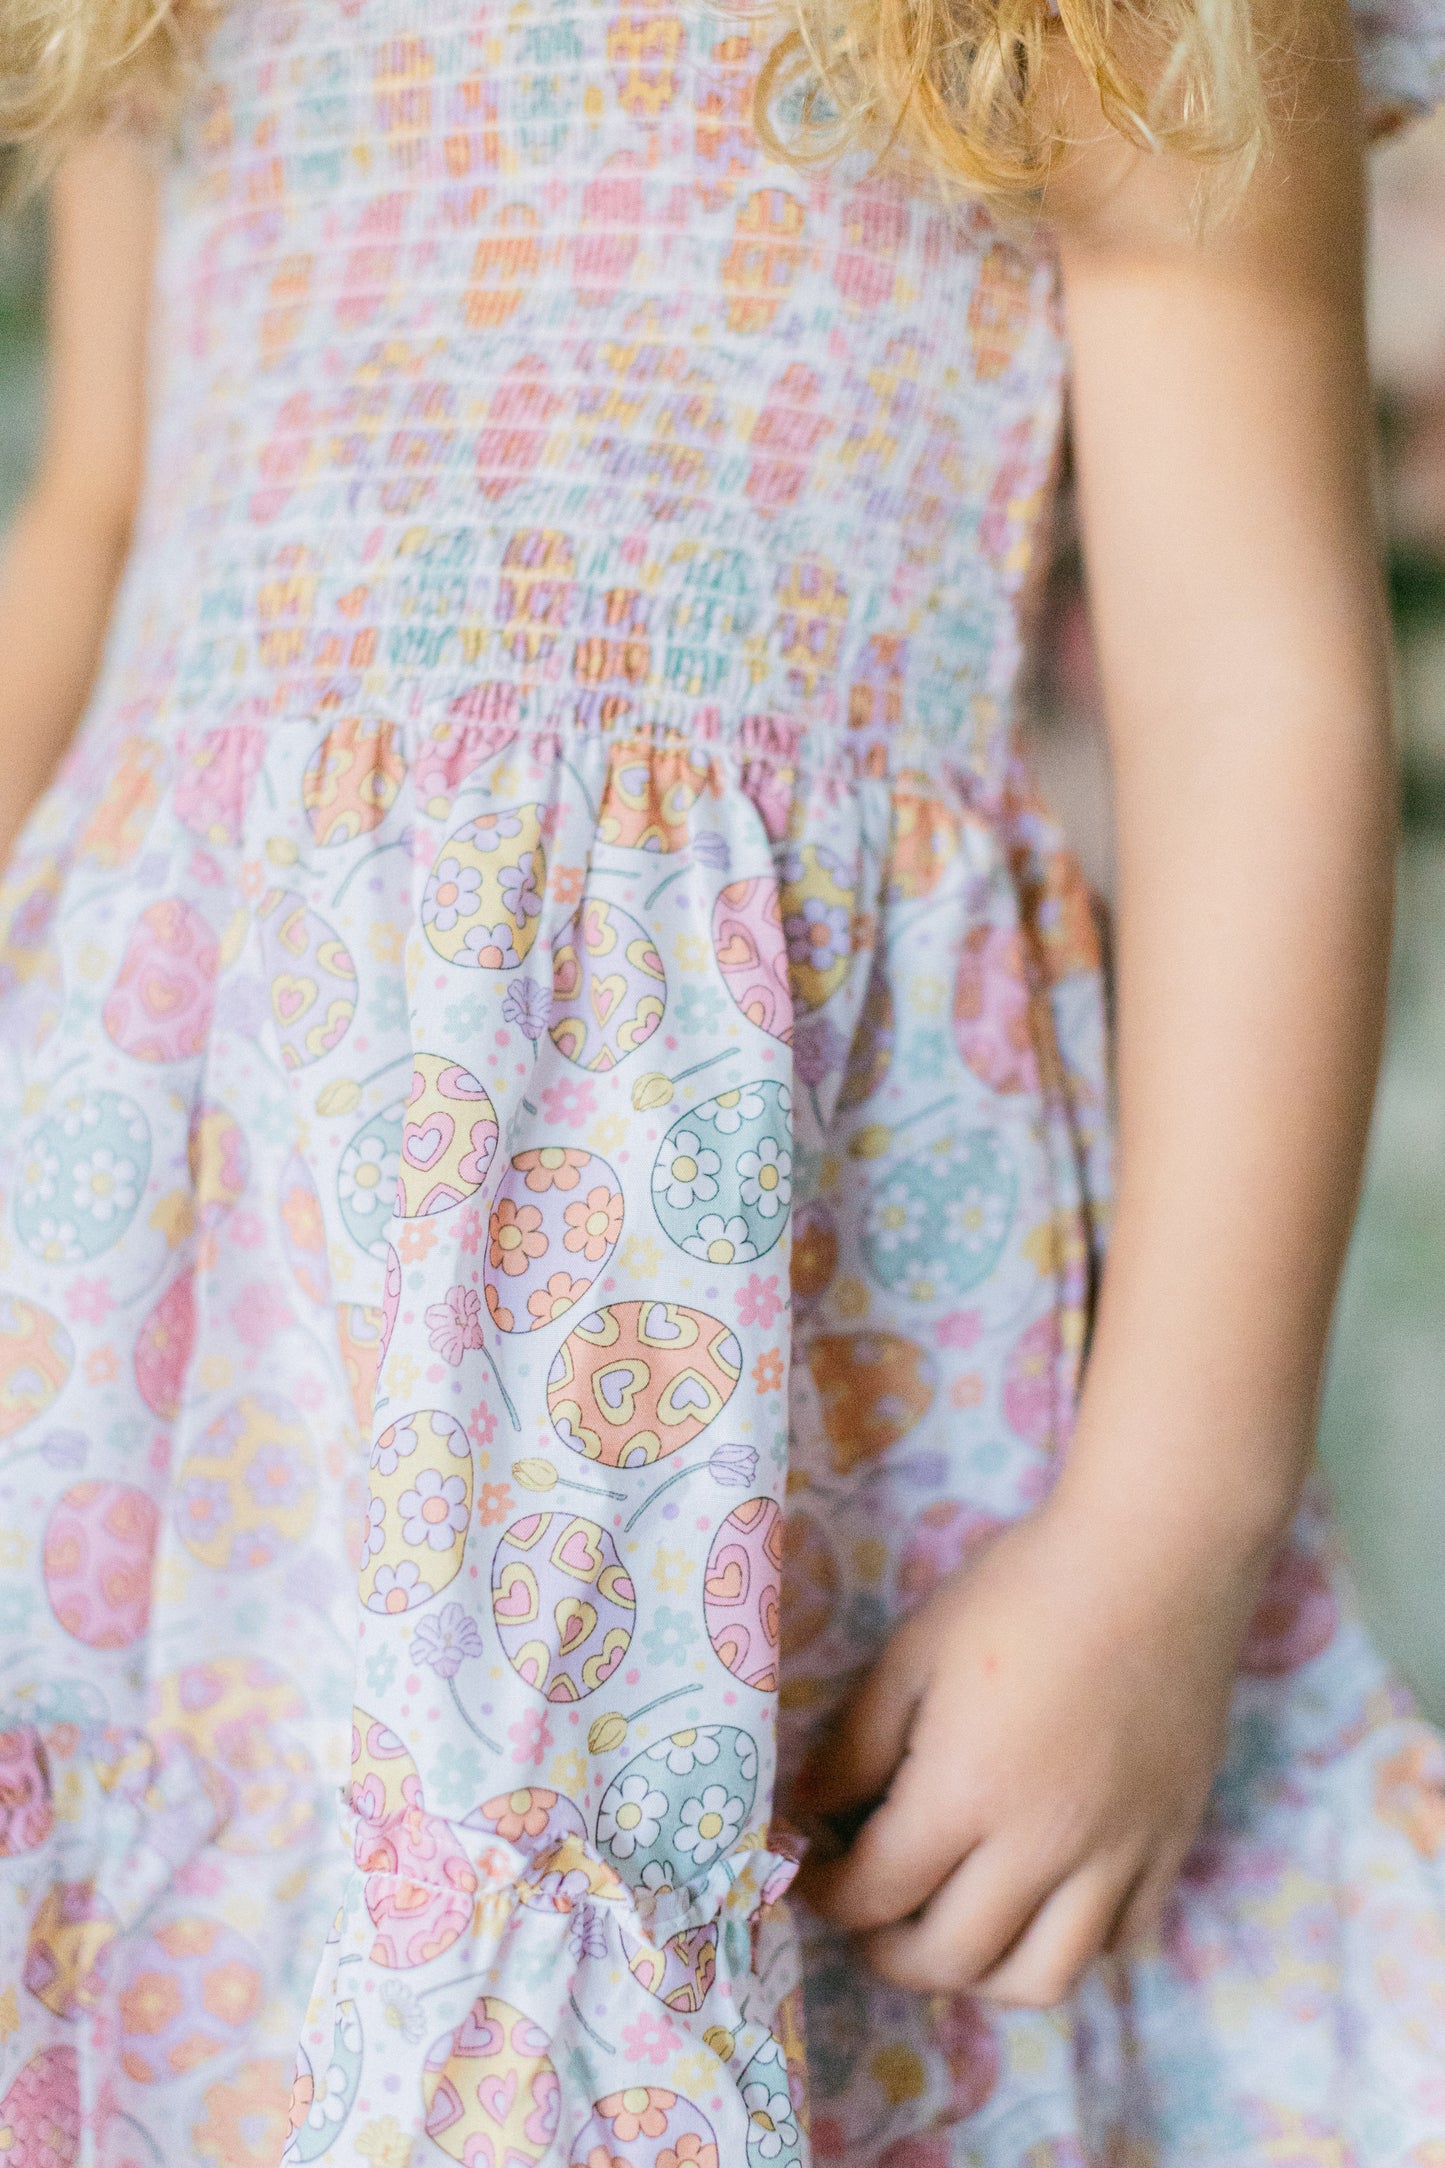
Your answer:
[794,0,1393,2005]
[0,134,157,866]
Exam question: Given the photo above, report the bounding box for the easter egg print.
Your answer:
[0,2045,81,2168]
[256,889,358,1070]
[704,1498,782,1691]
[897,1499,1005,1609]
[597,738,713,852]
[622,1922,718,2014]
[596,1725,756,1893]
[652,1081,792,1263]
[492,1513,635,1702]
[548,896,666,1070]
[569,2090,718,2168]
[462,1786,586,1862]
[422,804,545,968]
[789,1201,837,1312]
[712,877,792,1043]
[174,1394,317,1572]
[360,1410,472,1614]
[350,1707,424,1824]
[116,1916,264,2084]
[397,1055,499,1217]
[0,1729,53,1858]
[779,843,854,1012]
[14,1091,150,1265]
[546,1300,742,1467]
[44,1482,159,1649]
[805,1333,936,1473]
[888,772,964,903]
[837,955,894,1111]
[484,1147,623,1334]
[285,2000,363,2162]
[359,1807,478,1969]
[302,716,405,845]
[740,2034,805,2168]
[22,1884,119,2021]
[134,1274,195,1421]
[102,898,219,1063]
[189,1102,249,1229]
[862,1130,1016,1301]
[780,1508,839,1656]
[172,721,264,848]
[422,1997,560,2168]
[152,1658,318,1856]
[336,1302,387,1436]
[278,1151,329,1305]
[337,1100,404,1258]
[0,1295,73,1442]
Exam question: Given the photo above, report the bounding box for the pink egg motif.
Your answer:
[1240,1543,1339,1676]
[359,1807,479,1969]
[117,1916,265,2084]
[704,1497,783,1692]
[102,898,219,1064]
[173,721,266,847]
[44,1481,159,1649]
[712,877,793,1043]
[0,2045,81,2168]
[0,1726,54,1857]
[134,1273,196,1422]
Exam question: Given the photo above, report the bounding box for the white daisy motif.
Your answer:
[743,2082,799,2161]
[646,1727,722,1776]
[682,1216,757,1266]
[32,1217,85,1264]
[72,1147,140,1223]
[944,1183,1009,1253]
[598,1775,667,1859]
[18,1147,58,1211]
[737,1137,791,1219]
[867,1185,926,1253]
[339,1132,400,1219]
[307,2064,351,2129]
[705,1086,765,1135]
[673,1786,744,1866]
[397,1468,469,1549]
[370,1422,419,1478]
[654,1132,720,1212]
[422,856,482,932]
[368,1560,424,1613]
[462,922,521,969]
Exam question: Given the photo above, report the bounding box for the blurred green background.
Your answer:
[3,132,1445,1714]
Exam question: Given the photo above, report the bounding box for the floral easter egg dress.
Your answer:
[2,3,1445,2165]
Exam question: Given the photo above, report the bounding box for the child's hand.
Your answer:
[790,1492,1261,2008]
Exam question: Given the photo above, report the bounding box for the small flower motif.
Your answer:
[379,1983,426,2044]
[469,1400,499,1447]
[620,1233,663,1278]
[653,1131,720,1211]
[751,1347,784,1395]
[460,809,524,852]
[620,2011,681,2067]
[463,922,521,969]
[682,1216,756,1266]
[705,1085,767,1134]
[563,1185,623,1262]
[410,1601,484,1678]
[541,1076,599,1128]
[508,1707,553,1766]
[422,855,482,932]
[339,1129,399,1221]
[868,1184,926,1254]
[708,1442,759,1489]
[527,1272,592,1324]
[516,1146,590,1193]
[645,1727,721,1776]
[368,1560,424,1614]
[398,1469,469,1550]
[476,1481,513,1526]
[177,1476,232,1540]
[785,895,850,972]
[642,1605,699,1667]
[371,1422,419,1478]
[735,1273,781,1329]
[944,1183,1009,1254]
[64,1278,113,1326]
[599,1775,668,1859]
[738,1137,791,1219]
[490,1197,547,1277]
[673,983,727,1035]
[396,1223,437,1265]
[426,1284,485,1365]
[550,864,586,905]
[673,1786,744,1865]
[502,977,550,1040]
[245,1448,308,1512]
[17,1145,58,1211]
[499,853,543,923]
[71,1146,140,1224]
[650,1546,692,1593]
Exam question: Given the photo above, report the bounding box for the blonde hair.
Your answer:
[0,0,1266,199]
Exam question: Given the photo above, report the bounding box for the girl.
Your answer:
[0,0,1443,2161]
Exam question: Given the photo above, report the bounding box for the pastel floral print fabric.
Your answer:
[2,4,1445,2167]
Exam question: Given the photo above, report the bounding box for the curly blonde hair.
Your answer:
[0,0,1266,197]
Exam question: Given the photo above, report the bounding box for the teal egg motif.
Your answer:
[862,1129,1016,1301]
[14,1091,151,1264]
[651,1080,792,1264]
[338,1100,404,1259]
[594,1725,757,1894]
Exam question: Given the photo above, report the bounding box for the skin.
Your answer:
[0,0,1394,2011]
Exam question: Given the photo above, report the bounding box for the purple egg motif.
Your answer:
[483,1148,622,1335]
[491,1513,634,1702]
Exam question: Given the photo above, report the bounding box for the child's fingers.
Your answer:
[1105,1844,1188,1957]
[976,1854,1141,2008]
[795,1733,981,1930]
[858,1836,1055,1993]
[790,1624,928,1819]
